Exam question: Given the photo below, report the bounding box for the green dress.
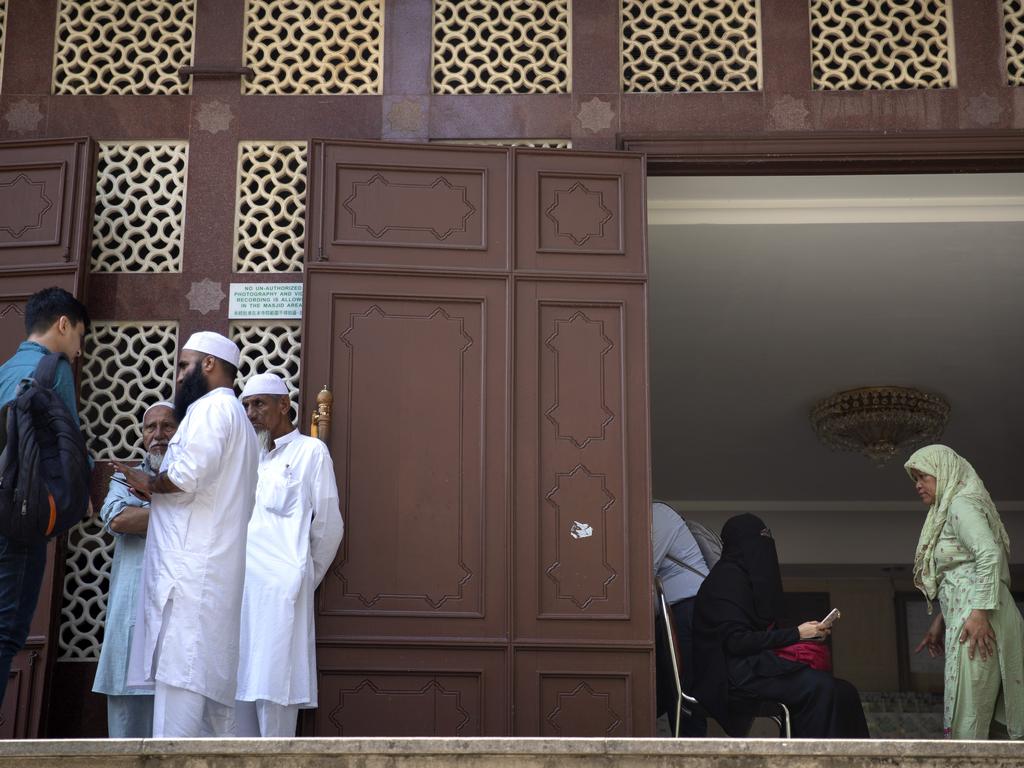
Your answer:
[934,497,1024,739]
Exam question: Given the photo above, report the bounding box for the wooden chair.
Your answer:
[656,577,791,738]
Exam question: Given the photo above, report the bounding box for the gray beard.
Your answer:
[256,429,273,453]
[143,450,164,474]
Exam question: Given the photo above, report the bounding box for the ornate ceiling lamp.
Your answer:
[810,386,951,466]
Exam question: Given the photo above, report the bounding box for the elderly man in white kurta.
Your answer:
[114,331,259,738]
[235,373,343,737]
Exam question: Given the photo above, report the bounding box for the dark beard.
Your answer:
[174,364,209,423]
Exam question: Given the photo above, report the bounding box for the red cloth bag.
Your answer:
[773,641,832,672]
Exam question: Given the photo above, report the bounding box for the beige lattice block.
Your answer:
[52,0,195,95]
[79,321,179,461]
[58,516,115,660]
[234,142,307,273]
[622,0,762,92]
[810,0,955,90]
[91,141,188,273]
[243,0,383,94]
[230,321,303,413]
[431,138,572,148]
[1006,0,1024,85]
[433,0,570,94]
[0,0,8,94]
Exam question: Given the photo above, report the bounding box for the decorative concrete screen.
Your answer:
[432,0,570,93]
[0,1,7,93]
[60,321,178,661]
[810,0,955,90]
[90,141,188,273]
[621,0,762,92]
[230,320,303,412]
[1006,0,1024,85]
[242,0,383,94]
[52,0,195,94]
[234,141,307,272]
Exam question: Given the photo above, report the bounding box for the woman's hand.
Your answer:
[914,612,944,658]
[959,609,996,661]
[797,621,829,641]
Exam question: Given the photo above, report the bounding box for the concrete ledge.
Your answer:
[0,737,1021,768]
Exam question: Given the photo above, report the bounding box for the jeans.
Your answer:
[0,535,48,704]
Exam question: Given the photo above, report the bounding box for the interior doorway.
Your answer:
[645,171,1024,737]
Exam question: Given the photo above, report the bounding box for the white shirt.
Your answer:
[127,387,259,705]
[236,429,343,707]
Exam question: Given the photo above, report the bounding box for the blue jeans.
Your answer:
[0,535,48,704]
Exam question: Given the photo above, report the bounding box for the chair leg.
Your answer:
[674,698,682,738]
[778,703,791,738]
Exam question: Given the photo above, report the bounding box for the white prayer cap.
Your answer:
[240,373,289,400]
[182,331,240,367]
[142,400,175,419]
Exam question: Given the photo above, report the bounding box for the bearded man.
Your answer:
[92,401,177,737]
[114,332,258,738]
[235,373,343,737]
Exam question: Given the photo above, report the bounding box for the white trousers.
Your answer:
[106,694,154,738]
[234,699,300,737]
[152,682,235,737]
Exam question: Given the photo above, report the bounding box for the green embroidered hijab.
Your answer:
[904,444,1010,605]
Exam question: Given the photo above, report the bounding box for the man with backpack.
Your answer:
[0,286,90,704]
[653,501,712,737]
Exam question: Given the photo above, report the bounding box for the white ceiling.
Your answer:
[647,173,1024,509]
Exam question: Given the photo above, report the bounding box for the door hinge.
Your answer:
[317,244,326,262]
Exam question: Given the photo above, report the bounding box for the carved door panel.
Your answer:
[304,141,650,736]
[0,138,95,738]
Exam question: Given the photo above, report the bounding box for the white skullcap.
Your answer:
[182,331,240,367]
[240,373,290,400]
[143,400,175,419]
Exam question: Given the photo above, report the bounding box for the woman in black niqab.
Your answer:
[691,514,869,738]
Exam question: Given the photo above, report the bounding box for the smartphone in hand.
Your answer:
[819,608,841,630]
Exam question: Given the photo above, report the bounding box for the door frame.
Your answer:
[623,130,1024,176]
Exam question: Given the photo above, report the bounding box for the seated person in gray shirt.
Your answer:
[653,501,708,737]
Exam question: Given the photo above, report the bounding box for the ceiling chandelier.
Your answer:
[810,386,951,466]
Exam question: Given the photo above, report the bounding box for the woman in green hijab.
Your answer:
[905,444,1023,739]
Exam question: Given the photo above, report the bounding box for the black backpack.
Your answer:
[0,352,90,541]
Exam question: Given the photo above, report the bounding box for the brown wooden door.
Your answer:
[304,140,651,736]
[0,137,95,738]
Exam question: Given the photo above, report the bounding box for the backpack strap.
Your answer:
[32,352,68,390]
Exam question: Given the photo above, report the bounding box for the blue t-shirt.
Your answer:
[0,340,80,426]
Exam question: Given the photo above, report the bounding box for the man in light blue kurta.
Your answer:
[92,401,177,738]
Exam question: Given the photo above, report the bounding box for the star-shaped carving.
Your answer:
[3,99,45,135]
[769,95,810,130]
[576,97,614,134]
[965,94,1004,128]
[186,279,225,315]
[387,98,425,133]
[0,174,54,238]
[195,100,233,134]
[544,181,613,247]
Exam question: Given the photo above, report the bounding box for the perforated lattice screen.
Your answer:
[1006,0,1024,85]
[80,322,179,461]
[91,141,188,273]
[433,0,570,94]
[810,0,955,90]
[621,0,762,92]
[235,142,307,272]
[432,138,572,148]
[0,0,8,94]
[52,0,195,95]
[242,0,382,94]
[61,320,178,660]
[59,517,115,660]
[231,321,303,416]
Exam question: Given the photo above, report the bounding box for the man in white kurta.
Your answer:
[235,373,343,737]
[115,332,259,737]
